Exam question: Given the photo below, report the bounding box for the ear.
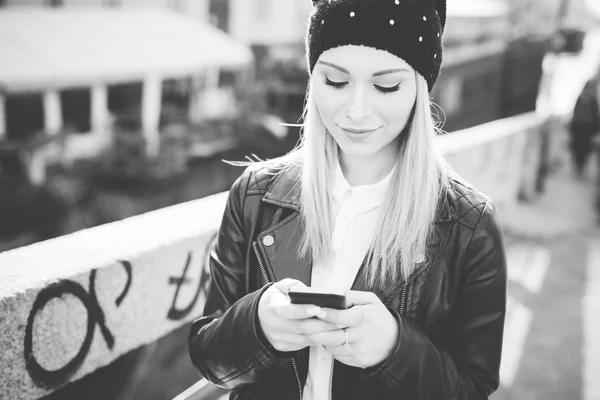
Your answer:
[434,0,447,32]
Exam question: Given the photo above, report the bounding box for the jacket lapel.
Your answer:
[258,164,311,285]
[257,213,312,286]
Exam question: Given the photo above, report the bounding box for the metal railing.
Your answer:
[172,379,229,400]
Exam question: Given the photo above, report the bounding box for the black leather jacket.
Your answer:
[188,163,507,400]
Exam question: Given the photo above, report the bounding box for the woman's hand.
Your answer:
[305,290,399,369]
[257,279,339,352]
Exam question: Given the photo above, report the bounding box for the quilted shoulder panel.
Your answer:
[246,164,277,196]
[446,177,491,229]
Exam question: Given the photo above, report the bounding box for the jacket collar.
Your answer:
[262,163,303,212]
[261,162,452,222]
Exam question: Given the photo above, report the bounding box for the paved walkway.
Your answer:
[492,26,600,400]
[493,153,600,400]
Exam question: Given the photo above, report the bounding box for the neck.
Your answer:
[339,151,397,186]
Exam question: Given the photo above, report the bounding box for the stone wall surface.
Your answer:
[0,193,227,400]
[0,112,549,400]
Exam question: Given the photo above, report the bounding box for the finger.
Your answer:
[271,278,307,295]
[267,291,291,307]
[274,302,327,320]
[345,290,379,307]
[270,332,313,351]
[309,325,364,347]
[291,318,339,335]
[267,317,334,336]
[306,329,347,347]
[315,307,364,328]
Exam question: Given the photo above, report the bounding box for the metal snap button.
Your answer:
[262,235,275,247]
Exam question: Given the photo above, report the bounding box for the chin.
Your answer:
[336,141,382,157]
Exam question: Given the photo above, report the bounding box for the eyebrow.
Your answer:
[318,61,410,76]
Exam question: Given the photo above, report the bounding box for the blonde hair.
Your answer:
[261,71,448,288]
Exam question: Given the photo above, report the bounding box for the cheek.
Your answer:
[313,86,343,123]
[380,96,414,129]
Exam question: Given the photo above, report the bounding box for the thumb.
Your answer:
[271,278,307,295]
[346,290,378,307]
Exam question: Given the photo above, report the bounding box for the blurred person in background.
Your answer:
[569,68,600,179]
[188,0,507,399]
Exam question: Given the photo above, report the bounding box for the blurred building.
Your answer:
[228,0,312,45]
[1,0,597,251]
[0,5,257,251]
[0,0,572,134]
[0,0,211,20]
[0,6,253,182]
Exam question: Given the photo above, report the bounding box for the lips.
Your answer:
[339,126,379,133]
[337,125,380,142]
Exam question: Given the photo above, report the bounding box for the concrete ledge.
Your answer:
[0,193,227,399]
[0,193,228,300]
[438,112,544,214]
[0,112,547,400]
[437,112,541,154]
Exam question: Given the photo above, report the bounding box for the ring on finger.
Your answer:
[343,328,349,349]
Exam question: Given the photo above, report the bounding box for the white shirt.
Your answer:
[303,161,393,400]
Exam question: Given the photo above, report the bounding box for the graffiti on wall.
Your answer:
[167,234,215,321]
[24,261,133,389]
[23,236,215,390]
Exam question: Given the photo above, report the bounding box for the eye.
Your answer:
[324,76,348,90]
[374,83,401,94]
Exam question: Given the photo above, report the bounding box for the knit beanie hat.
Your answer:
[306,0,447,92]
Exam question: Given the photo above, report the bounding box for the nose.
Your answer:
[345,84,372,121]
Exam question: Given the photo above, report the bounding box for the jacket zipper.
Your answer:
[252,241,303,400]
[292,358,304,399]
[253,241,271,284]
[399,287,407,316]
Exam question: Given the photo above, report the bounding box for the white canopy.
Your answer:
[0,8,254,93]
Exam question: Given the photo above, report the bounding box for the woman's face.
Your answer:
[312,45,417,159]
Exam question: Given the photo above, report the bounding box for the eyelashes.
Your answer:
[323,77,401,94]
[376,83,401,93]
[324,77,347,90]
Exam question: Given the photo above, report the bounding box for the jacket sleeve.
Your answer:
[365,201,507,399]
[188,167,289,389]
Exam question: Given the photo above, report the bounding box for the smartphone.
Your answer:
[288,287,348,310]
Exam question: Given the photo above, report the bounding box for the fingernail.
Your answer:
[306,306,321,316]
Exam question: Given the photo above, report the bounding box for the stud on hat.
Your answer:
[306,0,447,91]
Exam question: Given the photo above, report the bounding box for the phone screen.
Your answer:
[288,287,347,310]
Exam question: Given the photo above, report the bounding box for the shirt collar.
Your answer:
[262,161,452,222]
[332,159,395,214]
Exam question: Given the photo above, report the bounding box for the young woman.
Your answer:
[189,0,507,399]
